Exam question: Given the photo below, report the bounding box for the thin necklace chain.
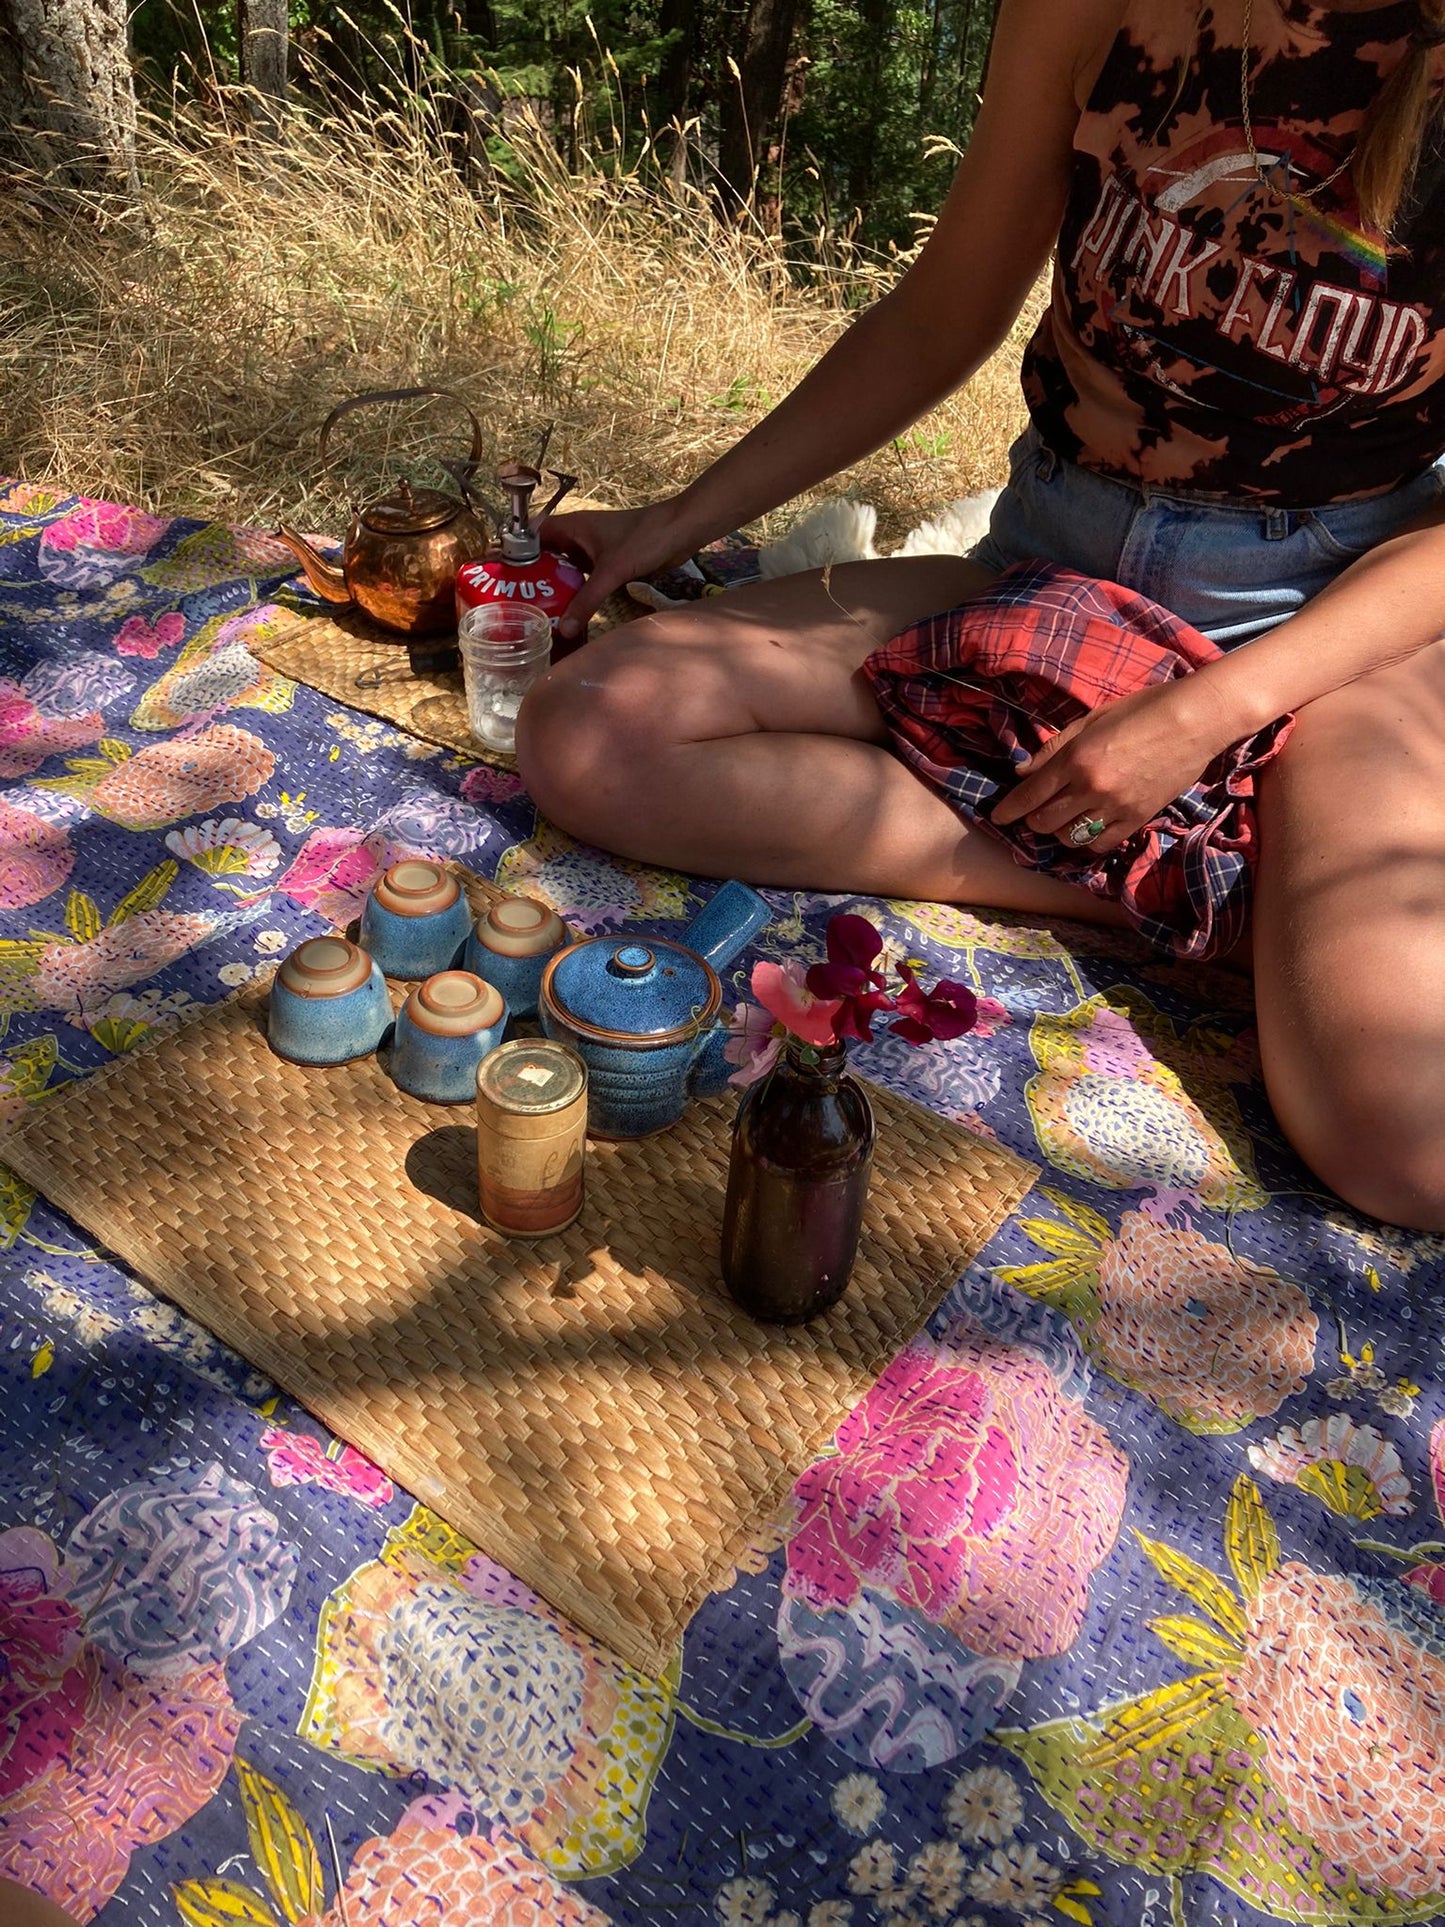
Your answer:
[1240,0,1357,200]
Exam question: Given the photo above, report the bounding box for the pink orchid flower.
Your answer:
[805,913,895,1042]
[890,965,979,1044]
[720,1009,782,1086]
[751,958,842,1048]
[723,1001,784,1086]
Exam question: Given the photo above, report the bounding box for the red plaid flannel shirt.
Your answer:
[862,561,1293,960]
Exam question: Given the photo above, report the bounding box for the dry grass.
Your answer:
[0,81,1036,548]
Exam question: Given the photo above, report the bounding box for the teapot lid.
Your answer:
[361,480,462,535]
[543,935,719,1046]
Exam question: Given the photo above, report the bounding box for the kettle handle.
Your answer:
[317,387,485,497]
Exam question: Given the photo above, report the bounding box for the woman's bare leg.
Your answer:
[1253,639,1445,1229]
[516,556,1128,923]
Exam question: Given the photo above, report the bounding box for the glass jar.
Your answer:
[720,1040,875,1324]
[458,602,552,753]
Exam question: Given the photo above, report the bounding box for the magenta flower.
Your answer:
[459,765,526,805]
[890,965,978,1044]
[723,1001,783,1087]
[114,612,186,659]
[751,958,842,1048]
[784,1334,1128,1656]
[805,914,895,1041]
[261,1427,395,1508]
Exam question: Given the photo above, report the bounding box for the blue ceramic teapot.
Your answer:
[538,880,771,1137]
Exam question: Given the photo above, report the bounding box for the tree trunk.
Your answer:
[238,0,287,128]
[655,0,697,132]
[0,0,138,193]
[845,0,892,222]
[715,0,803,218]
[754,34,806,237]
[448,67,500,191]
[458,0,495,43]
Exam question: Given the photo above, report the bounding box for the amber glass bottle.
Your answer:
[720,1040,875,1323]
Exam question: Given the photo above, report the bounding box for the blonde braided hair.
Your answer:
[1353,0,1445,232]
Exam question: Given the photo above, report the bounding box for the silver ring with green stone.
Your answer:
[1067,814,1107,847]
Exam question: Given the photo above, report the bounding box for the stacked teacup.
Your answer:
[266,858,569,1104]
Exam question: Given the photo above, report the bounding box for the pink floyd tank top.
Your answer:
[1022,0,1445,503]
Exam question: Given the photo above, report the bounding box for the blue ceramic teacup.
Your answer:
[464,895,569,1019]
[268,936,393,1066]
[389,970,508,1104]
[359,859,473,980]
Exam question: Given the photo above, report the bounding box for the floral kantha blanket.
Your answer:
[0,477,1442,1927]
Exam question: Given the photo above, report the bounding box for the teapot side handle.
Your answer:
[690,1020,734,1101]
[683,881,772,974]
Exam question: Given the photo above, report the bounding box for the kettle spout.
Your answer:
[272,524,354,606]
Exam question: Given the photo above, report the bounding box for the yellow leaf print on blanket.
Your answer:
[1003,1477,1445,1921]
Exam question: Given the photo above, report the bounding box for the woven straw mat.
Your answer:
[2,881,1036,1674]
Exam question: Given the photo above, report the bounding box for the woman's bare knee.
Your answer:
[515,642,673,834]
[1316,1150,1445,1235]
[1274,1095,1445,1232]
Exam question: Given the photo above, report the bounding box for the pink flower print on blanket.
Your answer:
[1093,1211,1316,1433]
[276,827,427,927]
[0,1651,240,1920]
[0,1463,295,1920]
[0,1528,88,1802]
[784,1335,1128,1658]
[0,682,105,780]
[1401,1414,1445,1610]
[1228,1562,1445,1900]
[34,908,230,1024]
[38,501,171,587]
[114,611,185,659]
[261,1427,394,1507]
[308,1823,615,1927]
[460,764,526,805]
[0,800,74,909]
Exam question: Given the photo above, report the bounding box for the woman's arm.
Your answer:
[552,0,1124,634]
[659,0,1121,548]
[994,513,1445,850]
[1194,513,1445,733]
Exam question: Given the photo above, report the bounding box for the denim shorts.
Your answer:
[970,426,1445,648]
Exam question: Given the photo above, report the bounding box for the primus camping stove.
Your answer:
[456,454,585,637]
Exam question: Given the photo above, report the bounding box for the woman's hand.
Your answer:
[541,502,696,642]
[990,678,1238,853]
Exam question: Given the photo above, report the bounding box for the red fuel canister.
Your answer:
[456,459,585,634]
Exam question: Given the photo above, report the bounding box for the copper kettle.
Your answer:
[273,387,491,638]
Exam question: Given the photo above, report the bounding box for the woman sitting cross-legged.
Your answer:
[516,0,1445,1230]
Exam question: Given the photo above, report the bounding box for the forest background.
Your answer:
[0,0,1028,544]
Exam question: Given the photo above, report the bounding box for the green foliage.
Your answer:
[131,0,998,252]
